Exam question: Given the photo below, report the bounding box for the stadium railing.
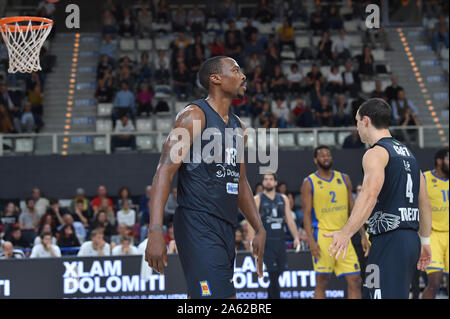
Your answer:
[0,125,448,156]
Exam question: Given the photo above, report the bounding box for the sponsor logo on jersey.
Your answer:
[337,178,342,184]
[432,179,437,183]
[226,182,238,194]
[200,281,211,296]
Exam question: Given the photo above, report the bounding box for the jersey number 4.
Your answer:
[406,173,414,203]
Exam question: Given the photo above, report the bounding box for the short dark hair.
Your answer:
[435,148,449,167]
[314,145,330,158]
[357,98,392,129]
[264,173,278,181]
[40,232,52,240]
[198,56,227,90]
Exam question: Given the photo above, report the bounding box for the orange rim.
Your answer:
[0,16,53,32]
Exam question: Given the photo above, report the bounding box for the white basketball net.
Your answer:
[0,19,53,73]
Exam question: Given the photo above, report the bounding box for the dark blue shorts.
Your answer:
[173,208,236,299]
[264,238,287,273]
[363,229,421,299]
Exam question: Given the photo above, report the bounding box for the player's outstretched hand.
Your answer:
[323,230,350,260]
[145,229,168,275]
[251,228,266,278]
[417,244,432,271]
[361,236,371,258]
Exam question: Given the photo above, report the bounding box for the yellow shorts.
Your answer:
[312,228,361,277]
[426,230,449,275]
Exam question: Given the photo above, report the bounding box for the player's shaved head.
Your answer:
[198,56,226,90]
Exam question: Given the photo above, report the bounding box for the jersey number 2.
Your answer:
[330,191,337,203]
[406,173,414,203]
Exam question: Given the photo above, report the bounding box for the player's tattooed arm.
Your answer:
[145,105,205,275]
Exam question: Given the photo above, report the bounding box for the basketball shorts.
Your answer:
[313,228,361,277]
[425,230,449,275]
[363,229,421,299]
[264,238,287,273]
[173,207,236,299]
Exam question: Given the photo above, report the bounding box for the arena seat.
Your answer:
[15,138,34,153]
[343,20,358,32]
[136,119,153,132]
[337,131,352,146]
[119,38,135,51]
[137,39,153,51]
[259,23,273,35]
[278,133,296,148]
[372,48,386,62]
[361,80,376,94]
[136,135,154,150]
[94,136,107,151]
[441,48,449,60]
[348,34,363,47]
[294,36,310,49]
[174,101,188,113]
[312,36,321,47]
[97,103,113,117]
[318,132,336,146]
[95,119,113,133]
[155,117,173,132]
[297,132,315,147]
[154,38,170,51]
[280,50,296,61]
[320,66,331,78]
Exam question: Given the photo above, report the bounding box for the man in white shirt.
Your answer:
[112,114,136,152]
[112,235,139,256]
[287,64,303,96]
[31,187,49,218]
[332,28,351,62]
[272,98,291,128]
[117,199,136,227]
[0,241,25,259]
[30,233,61,258]
[77,229,111,256]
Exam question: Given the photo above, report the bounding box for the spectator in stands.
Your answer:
[432,24,449,50]
[72,199,90,228]
[164,222,175,246]
[172,32,191,50]
[292,98,314,127]
[246,53,262,75]
[343,130,365,149]
[5,227,31,251]
[20,102,36,133]
[0,104,14,133]
[97,54,114,79]
[265,45,281,76]
[58,213,86,243]
[357,45,375,80]
[18,198,39,243]
[137,5,153,36]
[326,65,344,95]
[77,229,111,256]
[342,60,360,98]
[112,234,139,255]
[220,0,237,22]
[272,97,292,128]
[371,80,387,100]
[91,185,114,216]
[277,182,295,211]
[269,65,287,99]
[243,18,258,42]
[0,241,25,259]
[392,89,421,127]
[235,229,246,252]
[111,114,137,152]
[99,34,116,60]
[117,199,136,228]
[291,1,308,24]
[249,65,267,95]
[287,64,303,96]
[209,35,225,57]
[154,50,170,84]
[310,5,326,35]
[225,20,243,47]
[365,27,393,51]
[89,211,115,242]
[188,34,205,59]
[95,69,115,103]
[0,84,21,127]
[0,202,19,239]
[315,96,334,127]
[224,32,243,66]
[384,75,403,104]
[309,79,326,111]
[327,5,343,30]
[37,0,56,19]
[110,223,130,247]
[155,0,169,23]
[173,62,191,100]
[57,224,81,255]
[188,5,205,34]
[316,31,333,65]
[171,5,187,33]
[30,232,61,258]
[116,66,136,95]
[70,188,90,219]
[102,10,117,35]
[258,101,276,128]
[139,185,152,215]
[306,64,324,89]
[138,52,152,84]
[231,95,251,117]
[255,0,274,23]
[37,210,59,236]
[136,82,153,117]
[249,84,266,118]
[187,47,205,85]
[333,95,351,127]
[113,81,136,121]
[278,20,295,52]
[28,85,44,129]
[119,55,134,72]
[164,187,178,226]
[332,28,351,63]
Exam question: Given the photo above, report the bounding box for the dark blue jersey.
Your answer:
[177,99,243,226]
[367,137,421,236]
[259,192,286,240]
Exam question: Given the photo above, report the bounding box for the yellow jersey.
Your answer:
[423,170,449,232]
[307,170,349,231]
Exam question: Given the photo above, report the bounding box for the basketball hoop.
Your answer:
[0,16,53,73]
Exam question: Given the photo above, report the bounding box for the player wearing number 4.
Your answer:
[325,98,432,299]
[254,173,301,299]
[301,145,370,299]
[422,148,449,298]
